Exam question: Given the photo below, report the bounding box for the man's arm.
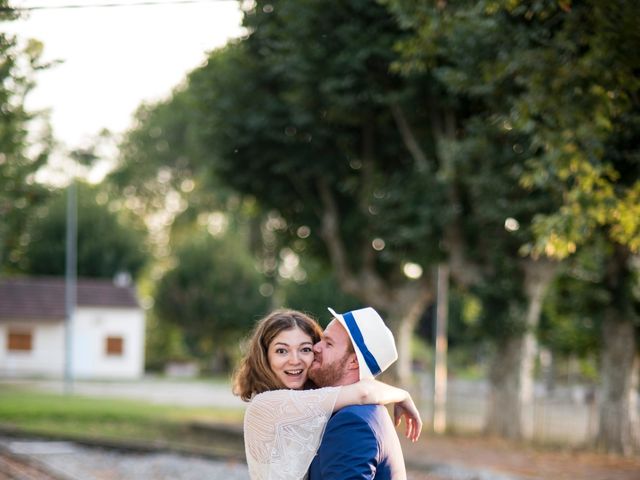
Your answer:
[314,409,378,480]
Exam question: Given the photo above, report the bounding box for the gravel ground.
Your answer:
[0,436,515,480]
[1,437,249,480]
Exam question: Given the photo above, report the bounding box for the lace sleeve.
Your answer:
[243,387,341,480]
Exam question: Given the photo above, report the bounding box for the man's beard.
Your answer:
[308,351,352,387]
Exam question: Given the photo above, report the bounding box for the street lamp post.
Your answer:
[64,177,77,394]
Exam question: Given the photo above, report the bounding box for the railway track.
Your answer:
[0,451,63,480]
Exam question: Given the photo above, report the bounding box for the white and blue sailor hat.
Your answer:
[327,306,398,380]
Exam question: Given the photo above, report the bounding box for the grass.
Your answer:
[0,386,246,456]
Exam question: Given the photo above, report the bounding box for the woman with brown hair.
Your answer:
[233,309,324,400]
[232,308,421,480]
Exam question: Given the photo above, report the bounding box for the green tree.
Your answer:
[109,87,226,217]
[539,245,606,386]
[0,3,53,272]
[153,230,270,371]
[447,122,559,440]
[109,64,290,371]
[18,183,148,279]
[188,1,446,384]
[502,0,640,454]
[144,311,193,372]
[354,0,564,439]
[386,0,640,453]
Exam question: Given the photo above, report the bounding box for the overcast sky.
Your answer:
[7,0,244,175]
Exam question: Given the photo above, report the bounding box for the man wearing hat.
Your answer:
[307,306,409,479]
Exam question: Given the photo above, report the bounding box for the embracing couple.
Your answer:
[232,307,423,480]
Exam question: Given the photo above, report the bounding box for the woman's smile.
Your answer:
[267,327,315,390]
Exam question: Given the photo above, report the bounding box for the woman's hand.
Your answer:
[336,379,424,442]
[393,396,423,442]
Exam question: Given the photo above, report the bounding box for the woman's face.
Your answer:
[267,326,315,390]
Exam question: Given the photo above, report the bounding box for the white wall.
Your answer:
[0,321,65,377]
[0,307,145,379]
[72,307,145,379]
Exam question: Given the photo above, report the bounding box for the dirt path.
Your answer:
[401,434,640,480]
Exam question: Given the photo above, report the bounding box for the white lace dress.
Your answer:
[243,387,341,480]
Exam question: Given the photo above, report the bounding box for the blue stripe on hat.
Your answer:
[343,310,381,376]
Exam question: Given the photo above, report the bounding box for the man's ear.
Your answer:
[346,353,359,371]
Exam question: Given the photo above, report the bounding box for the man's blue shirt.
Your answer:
[308,404,406,480]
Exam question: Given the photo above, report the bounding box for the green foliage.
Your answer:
[108,81,244,270]
[491,1,639,257]
[18,183,148,279]
[184,0,567,356]
[113,0,637,394]
[540,247,608,356]
[385,0,640,255]
[384,0,566,346]
[452,119,557,261]
[144,312,194,371]
[386,0,639,329]
[387,1,561,230]
[281,259,359,325]
[448,289,486,347]
[0,8,53,272]
[189,0,446,274]
[111,87,227,210]
[153,230,270,356]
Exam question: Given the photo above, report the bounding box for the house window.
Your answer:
[7,330,33,352]
[105,336,124,356]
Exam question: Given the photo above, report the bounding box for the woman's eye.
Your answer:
[301,347,313,353]
[275,348,287,354]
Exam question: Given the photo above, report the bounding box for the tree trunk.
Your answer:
[316,172,433,388]
[596,313,640,455]
[394,312,420,386]
[595,245,640,455]
[386,285,434,387]
[485,336,525,439]
[485,260,556,439]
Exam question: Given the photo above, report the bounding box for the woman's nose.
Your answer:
[289,351,301,363]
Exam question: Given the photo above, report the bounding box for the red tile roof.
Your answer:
[0,276,140,321]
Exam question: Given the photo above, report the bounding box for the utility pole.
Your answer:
[433,263,449,433]
[64,177,77,394]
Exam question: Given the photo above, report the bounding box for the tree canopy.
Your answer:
[153,230,270,364]
[18,183,148,279]
[0,4,53,273]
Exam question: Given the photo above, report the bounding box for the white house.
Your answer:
[0,276,145,379]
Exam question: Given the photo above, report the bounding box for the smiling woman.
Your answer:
[6,0,243,153]
[267,327,315,390]
[232,309,323,400]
